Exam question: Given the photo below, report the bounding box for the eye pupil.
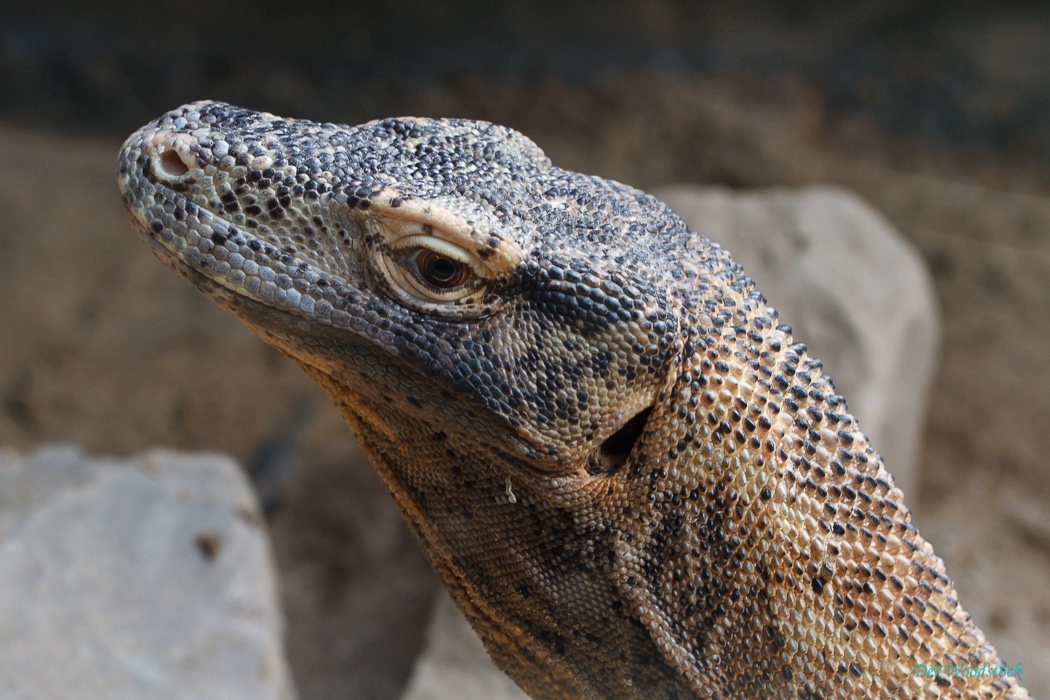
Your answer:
[418,250,469,288]
[427,256,457,282]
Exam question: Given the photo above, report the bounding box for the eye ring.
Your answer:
[374,239,485,308]
[416,249,472,289]
[368,221,494,315]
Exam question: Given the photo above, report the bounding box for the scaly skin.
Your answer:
[119,101,1028,699]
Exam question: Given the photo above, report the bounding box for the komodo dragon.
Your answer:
[118,101,1028,699]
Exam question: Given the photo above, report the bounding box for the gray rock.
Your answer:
[400,185,940,699]
[0,446,296,700]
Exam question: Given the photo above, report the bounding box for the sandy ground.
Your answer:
[1,76,1048,697]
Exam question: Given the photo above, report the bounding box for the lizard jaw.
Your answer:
[121,131,342,328]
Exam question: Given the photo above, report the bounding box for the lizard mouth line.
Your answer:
[126,187,376,390]
[125,175,339,327]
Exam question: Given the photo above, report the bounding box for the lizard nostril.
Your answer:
[157,149,190,177]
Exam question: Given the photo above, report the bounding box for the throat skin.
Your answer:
[298,359,691,699]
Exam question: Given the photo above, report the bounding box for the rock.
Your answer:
[0,446,296,700]
[655,185,939,500]
[400,185,940,700]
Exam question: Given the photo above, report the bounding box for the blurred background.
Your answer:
[2,1,1049,698]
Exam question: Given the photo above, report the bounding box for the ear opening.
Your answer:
[587,405,653,476]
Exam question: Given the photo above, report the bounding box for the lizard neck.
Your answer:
[300,360,691,698]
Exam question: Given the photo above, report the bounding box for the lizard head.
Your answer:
[120,102,1025,700]
[118,100,726,481]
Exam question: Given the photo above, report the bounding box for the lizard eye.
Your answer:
[416,249,472,289]
[376,233,485,307]
[364,199,520,319]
